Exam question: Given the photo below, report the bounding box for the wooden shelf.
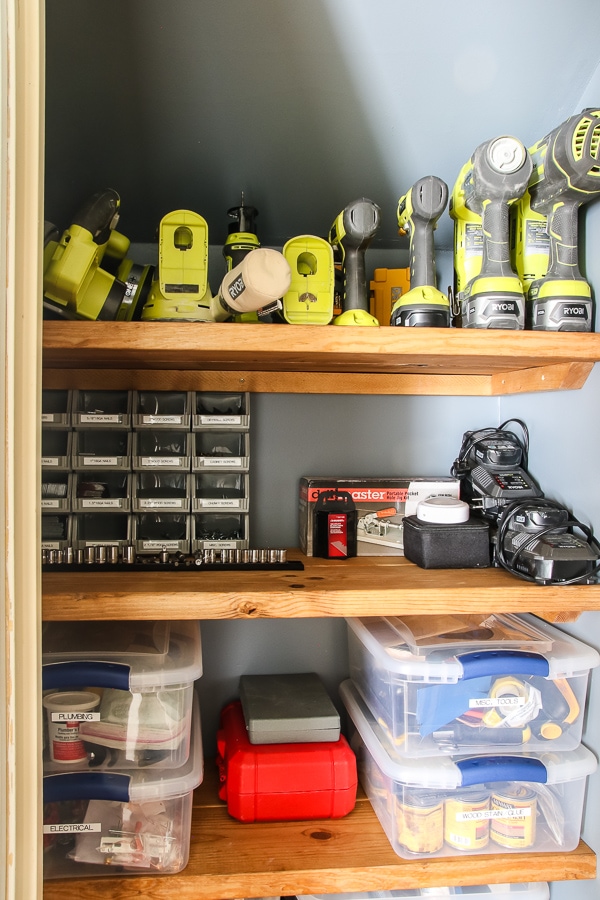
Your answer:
[42,551,600,623]
[42,765,596,900]
[42,321,600,395]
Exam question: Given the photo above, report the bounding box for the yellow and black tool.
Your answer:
[210,248,291,322]
[513,109,600,331]
[450,136,532,328]
[328,198,381,325]
[141,210,212,321]
[43,188,152,321]
[281,235,335,324]
[223,193,260,272]
[391,175,450,327]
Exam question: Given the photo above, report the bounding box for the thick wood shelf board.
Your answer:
[42,552,600,621]
[42,322,600,395]
[42,771,596,900]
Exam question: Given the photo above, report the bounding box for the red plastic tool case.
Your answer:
[216,700,357,822]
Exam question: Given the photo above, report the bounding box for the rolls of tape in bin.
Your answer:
[416,496,470,524]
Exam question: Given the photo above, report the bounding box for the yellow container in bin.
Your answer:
[43,693,203,879]
[340,679,596,860]
[346,613,599,756]
[298,884,549,899]
[42,620,202,770]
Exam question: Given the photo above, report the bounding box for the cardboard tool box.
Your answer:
[216,700,357,822]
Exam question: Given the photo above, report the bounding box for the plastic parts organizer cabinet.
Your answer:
[42,620,202,770]
[41,323,600,899]
[340,679,597,860]
[345,613,600,756]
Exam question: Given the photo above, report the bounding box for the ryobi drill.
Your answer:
[450,136,532,328]
[43,188,152,321]
[391,175,450,327]
[328,198,381,325]
[512,109,600,331]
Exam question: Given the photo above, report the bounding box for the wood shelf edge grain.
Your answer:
[42,552,600,622]
[42,322,600,395]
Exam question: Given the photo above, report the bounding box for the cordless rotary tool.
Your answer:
[43,188,152,321]
[450,136,533,328]
[391,175,450,327]
[328,198,381,325]
[513,108,600,331]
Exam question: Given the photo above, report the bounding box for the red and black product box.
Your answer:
[299,476,461,557]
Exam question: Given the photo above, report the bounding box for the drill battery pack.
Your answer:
[369,267,410,325]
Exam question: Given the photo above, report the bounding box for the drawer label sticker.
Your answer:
[141,457,183,467]
[456,806,532,821]
[51,711,101,722]
[469,697,525,708]
[44,822,102,834]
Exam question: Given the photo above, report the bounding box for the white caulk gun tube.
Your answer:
[211,248,292,321]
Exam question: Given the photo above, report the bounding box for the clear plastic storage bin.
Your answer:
[297,885,550,899]
[340,679,596,859]
[42,620,202,770]
[346,614,599,756]
[43,693,203,878]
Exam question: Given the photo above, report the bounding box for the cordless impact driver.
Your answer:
[450,136,532,328]
[513,108,600,331]
[391,175,450,327]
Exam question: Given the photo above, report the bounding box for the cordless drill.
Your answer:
[43,188,152,321]
[513,109,600,331]
[450,136,532,328]
[391,175,450,327]
[328,198,381,325]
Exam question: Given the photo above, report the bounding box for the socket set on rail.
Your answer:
[41,545,302,572]
[41,389,255,560]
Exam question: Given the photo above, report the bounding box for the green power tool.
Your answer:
[141,210,212,321]
[328,198,381,325]
[391,175,450,327]
[450,136,532,328]
[513,109,600,331]
[43,188,152,321]
[223,193,260,271]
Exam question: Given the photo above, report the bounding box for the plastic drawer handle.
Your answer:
[459,650,550,679]
[457,754,548,786]
[43,772,131,803]
[42,661,131,691]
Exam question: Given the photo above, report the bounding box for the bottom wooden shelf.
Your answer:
[43,765,596,900]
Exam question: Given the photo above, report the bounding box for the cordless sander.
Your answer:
[43,188,152,321]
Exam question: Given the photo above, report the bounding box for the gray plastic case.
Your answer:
[239,672,341,744]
